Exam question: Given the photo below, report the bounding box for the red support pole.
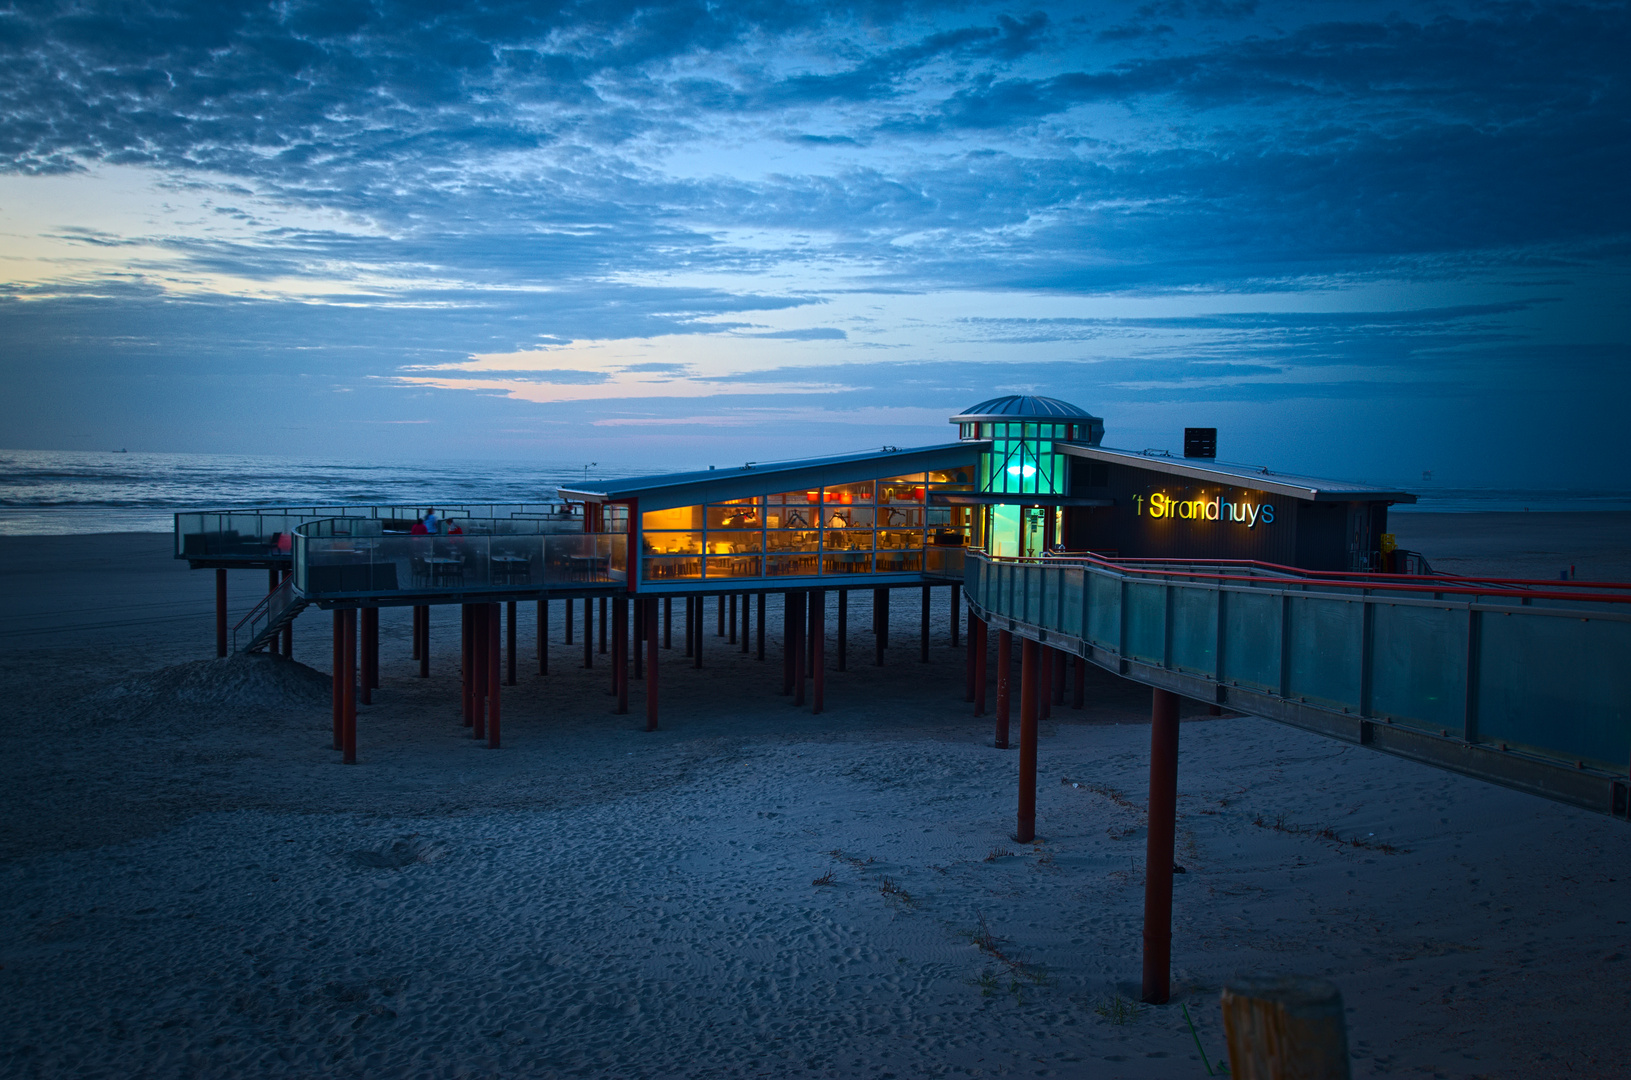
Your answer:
[487,604,502,749]
[633,595,644,679]
[565,597,574,645]
[965,607,976,702]
[342,609,357,765]
[920,585,931,663]
[692,596,703,669]
[331,610,343,750]
[873,588,886,667]
[793,592,806,707]
[1142,687,1181,1004]
[645,598,660,732]
[281,570,293,658]
[717,593,725,637]
[360,608,373,706]
[215,569,227,657]
[1072,652,1085,710]
[812,590,825,714]
[473,604,488,740]
[756,592,766,661]
[995,629,1012,749]
[974,616,988,717]
[461,605,473,727]
[615,597,629,715]
[1038,646,1050,721]
[584,593,594,669]
[506,600,517,686]
[419,605,430,679]
[411,604,421,661]
[537,598,548,676]
[1017,637,1039,843]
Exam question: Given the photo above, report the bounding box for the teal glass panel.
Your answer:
[1023,565,1042,624]
[1477,612,1631,769]
[1371,603,1467,732]
[1123,581,1165,663]
[1170,586,1218,675]
[1285,596,1363,709]
[989,504,1021,558]
[1222,589,1281,691]
[1087,572,1120,646]
[1059,567,1083,634]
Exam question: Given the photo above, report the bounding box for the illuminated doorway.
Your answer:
[989,504,1021,557]
[1022,507,1048,557]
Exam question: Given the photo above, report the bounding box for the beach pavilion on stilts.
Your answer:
[178,392,1631,1007]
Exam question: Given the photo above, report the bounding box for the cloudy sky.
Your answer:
[0,0,1625,485]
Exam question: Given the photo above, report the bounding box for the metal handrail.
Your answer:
[990,551,1631,606]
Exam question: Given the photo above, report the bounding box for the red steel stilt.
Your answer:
[692,596,703,668]
[812,590,825,714]
[331,609,343,750]
[215,569,227,657]
[973,615,988,717]
[873,588,886,666]
[584,594,594,669]
[633,596,643,679]
[1142,687,1181,1004]
[342,609,357,764]
[717,593,726,637]
[506,600,517,686]
[995,629,1013,749]
[487,603,502,749]
[1038,646,1050,720]
[473,605,488,740]
[537,598,548,676]
[645,598,660,732]
[565,597,574,644]
[1017,637,1038,842]
[614,597,629,715]
[281,570,293,657]
[792,592,806,707]
[965,607,976,702]
[360,608,373,706]
[419,605,430,679]
[920,585,931,663]
[461,605,473,727]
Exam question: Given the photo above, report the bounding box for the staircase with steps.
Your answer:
[234,575,310,653]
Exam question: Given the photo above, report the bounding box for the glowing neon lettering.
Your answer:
[1141,491,1273,528]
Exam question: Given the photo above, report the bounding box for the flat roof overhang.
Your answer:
[560,442,982,512]
[931,493,1114,508]
[1058,444,1417,503]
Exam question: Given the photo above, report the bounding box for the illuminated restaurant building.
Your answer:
[560,393,1413,586]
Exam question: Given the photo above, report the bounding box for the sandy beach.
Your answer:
[1,515,1628,1078]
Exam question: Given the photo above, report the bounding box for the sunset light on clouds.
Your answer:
[0,1,1624,484]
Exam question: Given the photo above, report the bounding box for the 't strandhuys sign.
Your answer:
[1134,491,1276,528]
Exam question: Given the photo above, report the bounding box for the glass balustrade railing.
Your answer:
[292,518,624,598]
[176,504,578,561]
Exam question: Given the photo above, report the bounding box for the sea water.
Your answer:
[1,448,1628,536]
[0,449,636,535]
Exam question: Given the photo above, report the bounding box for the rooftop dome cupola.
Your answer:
[950,395,1103,445]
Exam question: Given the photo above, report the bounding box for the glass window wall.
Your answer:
[637,472,954,582]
